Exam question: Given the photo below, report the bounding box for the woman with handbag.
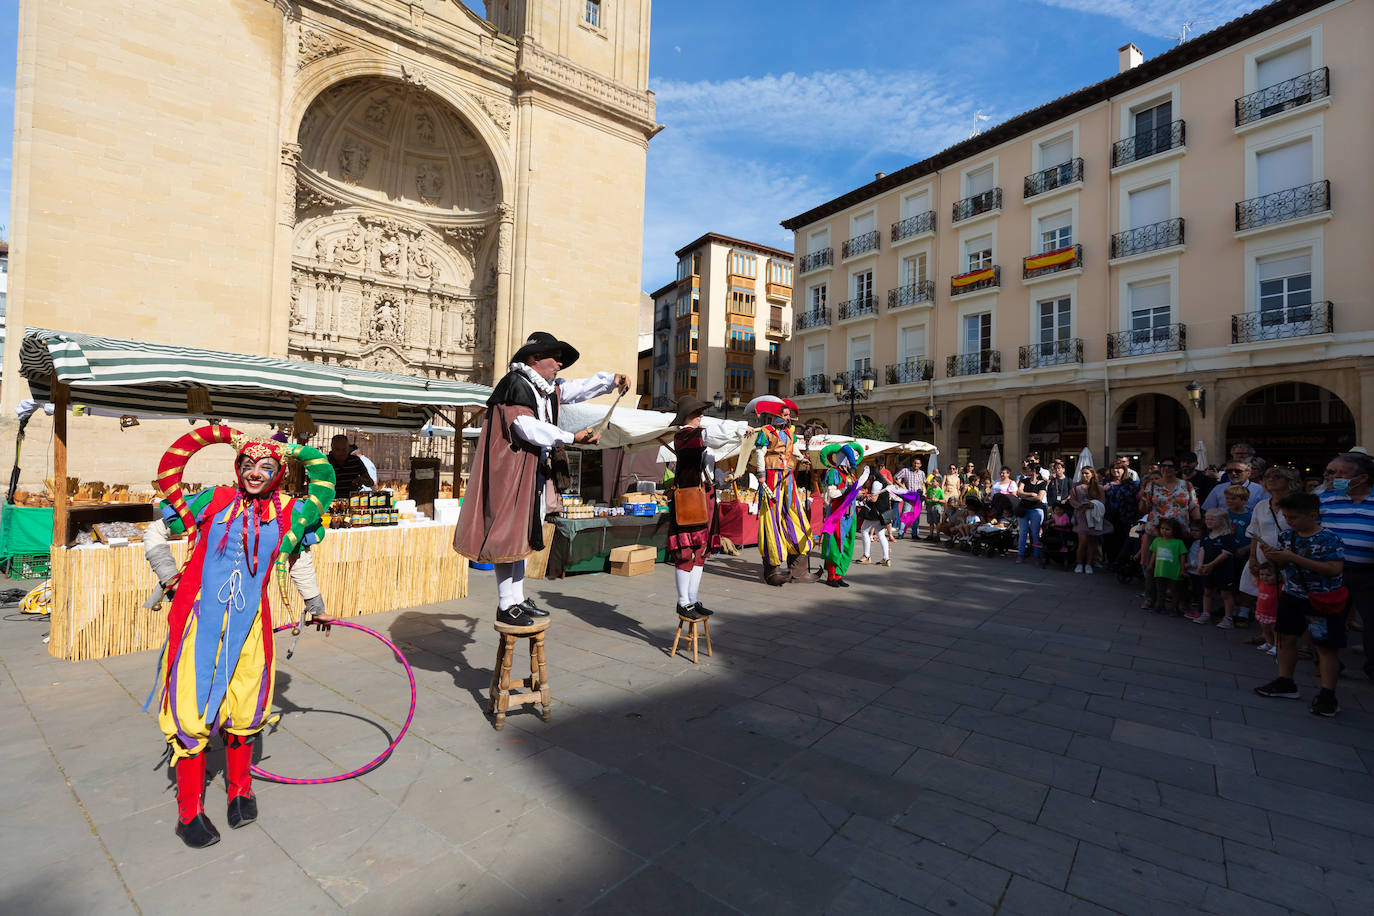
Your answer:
[1135,456,1198,609]
[666,396,725,620]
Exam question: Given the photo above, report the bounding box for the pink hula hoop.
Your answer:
[252,620,418,785]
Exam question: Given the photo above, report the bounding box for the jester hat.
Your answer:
[745,396,799,419]
[155,424,336,569]
[820,441,864,470]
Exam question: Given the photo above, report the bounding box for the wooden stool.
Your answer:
[488,618,552,730]
[669,614,712,663]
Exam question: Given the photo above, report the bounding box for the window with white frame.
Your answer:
[1257,253,1313,326]
[964,235,992,271]
[849,335,872,376]
[1039,212,1073,252]
[1038,297,1072,345]
[853,270,873,303]
[1039,135,1073,170]
[807,228,829,254]
[805,343,826,377]
[809,283,827,313]
[901,189,930,218]
[966,165,994,196]
[901,252,927,287]
[1127,279,1171,349]
[1256,139,1313,196]
[1132,99,1172,157]
[1128,183,1170,229]
[851,212,875,237]
[899,326,926,362]
[584,0,601,28]
[963,313,992,354]
[1257,41,1311,90]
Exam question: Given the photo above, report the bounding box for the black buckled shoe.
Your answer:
[496,605,535,627]
[690,602,713,617]
[676,603,704,620]
[175,813,222,848]
[227,794,258,829]
[519,599,550,618]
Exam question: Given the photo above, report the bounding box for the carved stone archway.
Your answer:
[287,76,505,381]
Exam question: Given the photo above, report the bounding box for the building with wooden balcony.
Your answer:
[779,0,1371,473]
[648,232,794,407]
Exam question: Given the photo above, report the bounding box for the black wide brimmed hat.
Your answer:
[512,331,580,368]
[672,395,712,426]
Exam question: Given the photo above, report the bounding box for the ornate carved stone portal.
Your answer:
[290,77,501,381]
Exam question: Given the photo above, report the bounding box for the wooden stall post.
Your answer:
[453,408,464,498]
[51,374,69,547]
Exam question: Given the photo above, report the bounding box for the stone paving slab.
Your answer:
[4,537,1374,914]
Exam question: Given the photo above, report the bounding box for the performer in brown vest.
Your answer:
[454,331,626,626]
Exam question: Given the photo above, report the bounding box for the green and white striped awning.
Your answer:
[21,329,491,431]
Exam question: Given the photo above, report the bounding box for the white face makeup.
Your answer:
[239,457,280,496]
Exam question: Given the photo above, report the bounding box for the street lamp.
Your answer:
[834,368,875,435]
[924,399,943,429]
[713,390,741,420]
[1186,380,1206,418]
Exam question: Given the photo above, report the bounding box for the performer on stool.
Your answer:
[143,426,335,848]
[454,331,627,627]
[748,396,817,586]
[819,442,866,588]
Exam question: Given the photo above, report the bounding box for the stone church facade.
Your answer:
[5,0,657,416]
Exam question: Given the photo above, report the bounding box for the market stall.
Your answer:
[18,329,492,661]
[544,514,670,578]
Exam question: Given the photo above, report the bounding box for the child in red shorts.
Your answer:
[1254,562,1279,656]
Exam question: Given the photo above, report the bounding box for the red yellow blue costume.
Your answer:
[749,397,816,586]
[819,442,866,586]
[144,425,334,847]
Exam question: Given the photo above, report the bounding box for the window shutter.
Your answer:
[1257,44,1311,89]
[1256,140,1312,195]
[1040,136,1073,168]
[1128,184,1170,228]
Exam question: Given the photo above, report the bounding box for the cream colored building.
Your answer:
[648,233,793,413]
[5,0,655,482]
[783,0,1372,475]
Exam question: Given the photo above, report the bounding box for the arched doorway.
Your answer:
[1225,382,1355,475]
[954,406,1003,470]
[895,410,935,444]
[1026,400,1088,468]
[1114,394,1190,469]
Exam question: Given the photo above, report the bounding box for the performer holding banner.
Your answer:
[748,396,818,586]
[819,442,867,587]
[142,426,335,848]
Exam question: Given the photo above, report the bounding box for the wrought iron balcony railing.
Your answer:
[1235,67,1329,126]
[946,350,1001,377]
[798,248,833,273]
[1235,180,1330,232]
[834,369,877,390]
[654,314,671,331]
[891,210,936,242]
[1023,244,1082,280]
[1110,218,1184,259]
[842,230,880,259]
[1107,322,1187,358]
[885,358,934,385]
[795,307,831,331]
[766,318,791,338]
[1019,338,1084,369]
[952,188,1003,222]
[794,373,829,396]
[766,353,792,372]
[837,296,878,320]
[1024,158,1084,198]
[887,281,936,310]
[1111,119,1186,167]
[653,350,668,366]
[950,265,1000,297]
[1232,301,1332,343]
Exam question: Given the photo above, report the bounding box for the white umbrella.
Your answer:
[986,443,1002,476]
[1076,447,1094,475]
[1194,440,1208,469]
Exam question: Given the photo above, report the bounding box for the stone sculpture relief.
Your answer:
[338,139,370,183]
[298,28,349,67]
[415,163,444,204]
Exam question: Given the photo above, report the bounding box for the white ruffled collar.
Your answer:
[510,361,557,396]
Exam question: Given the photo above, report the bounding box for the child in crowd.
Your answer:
[1185,520,1207,612]
[1254,562,1280,656]
[924,472,946,541]
[1146,517,1187,613]
[1224,484,1255,628]
[1254,492,1346,717]
[1193,509,1240,628]
[1041,502,1075,568]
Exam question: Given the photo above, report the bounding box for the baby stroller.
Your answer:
[1040,522,1078,570]
[970,523,1016,557]
[1111,525,1144,583]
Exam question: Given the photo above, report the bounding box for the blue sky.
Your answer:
[0,0,1272,274]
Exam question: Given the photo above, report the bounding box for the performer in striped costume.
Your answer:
[749,397,818,586]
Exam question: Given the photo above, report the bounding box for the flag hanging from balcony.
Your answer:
[951,267,996,288]
[1023,246,1077,273]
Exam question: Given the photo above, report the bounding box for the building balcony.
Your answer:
[1235,180,1330,233]
[726,272,757,288]
[798,248,833,273]
[766,281,792,302]
[885,358,934,385]
[654,316,671,332]
[950,265,1000,297]
[1235,67,1329,127]
[1019,338,1084,369]
[887,280,936,310]
[765,317,791,339]
[842,230,881,259]
[1023,158,1084,198]
[1023,244,1082,280]
[1107,323,1187,359]
[947,350,1001,377]
[833,369,877,390]
[652,351,668,367]
[725,344,757,360]
[794,373,830,396]
[676,273,700,290]
[1111,119,1186,168]
[1110,218,1184,260]
[952,188,1002,223]
[1232,301,1333,344]
[837,296,878,321]
[891,210,936,243]
[767,353,791,373]
[795,307,831,332]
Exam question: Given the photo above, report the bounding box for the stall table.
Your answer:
[48,521,467,661]
[716,499,758,548]
[545,514,670,578]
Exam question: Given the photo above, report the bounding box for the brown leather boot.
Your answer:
[763,564,790,586]
[787,554,819,583]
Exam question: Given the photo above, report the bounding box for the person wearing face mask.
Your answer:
[1319,451,1374,680]
[141,426,335,847]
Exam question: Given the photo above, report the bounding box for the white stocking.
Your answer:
[510,559,526,604]
[495,562,517,610]
[674,567,692,607]
[688,564,704,604]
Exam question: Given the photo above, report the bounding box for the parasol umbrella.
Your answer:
[985,443,1001,476]
[1194,440,1208,470]
[1076,447,1094,475]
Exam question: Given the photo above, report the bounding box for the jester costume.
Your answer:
[749,397,816,586]
[144,425,334,848]
[819,442,866,587]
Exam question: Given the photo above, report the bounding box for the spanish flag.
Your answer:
[1023,246,1078,273]
[951,267,996,288]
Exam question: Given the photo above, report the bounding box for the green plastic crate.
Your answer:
[5,554,51,580]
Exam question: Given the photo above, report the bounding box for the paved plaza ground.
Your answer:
[4,538,1374,915]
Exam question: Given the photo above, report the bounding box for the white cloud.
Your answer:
[1034,1,1269,40]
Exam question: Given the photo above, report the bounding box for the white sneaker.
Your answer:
[1084,566,1094,575]
[1073,564,1084,573]
[1256,642,1273,652]
[1266,645,1278,657]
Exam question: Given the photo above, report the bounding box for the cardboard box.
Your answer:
[608,544,656,576]
[621,492,655,504]
[610,557,655,577]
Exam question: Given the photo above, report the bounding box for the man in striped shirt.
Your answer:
[1319,451,1374,680]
